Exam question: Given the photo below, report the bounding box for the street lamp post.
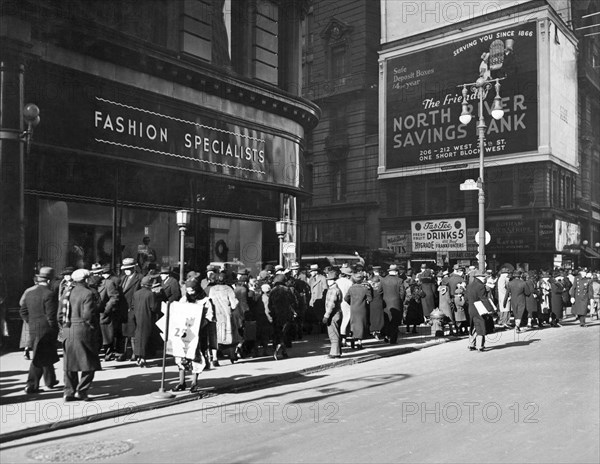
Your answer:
[176,209,192,285]
[458,77,505,273]
[275,220,286,268]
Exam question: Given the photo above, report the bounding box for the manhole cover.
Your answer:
[26,440,134,462]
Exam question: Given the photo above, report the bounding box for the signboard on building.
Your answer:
[384,21,538,170]
[411,218,467,252]
[28,62,304,191]
[555,220,580,253]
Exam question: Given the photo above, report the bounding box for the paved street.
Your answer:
[1,320,598,464]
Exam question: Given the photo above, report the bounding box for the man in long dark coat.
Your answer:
[159,266,181,303]
[92,264,120,361]
[117,258,141,361]
[59,269,101,401]
[133,276,160,366]
[504,270,530,332]
[381,264,405,344]
[20,267,60,394]
[466,271,496,351]
[268,274,295,360]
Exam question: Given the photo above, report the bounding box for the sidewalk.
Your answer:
[0,327,453,443]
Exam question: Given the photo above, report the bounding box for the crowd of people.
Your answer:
[16,256,600,400]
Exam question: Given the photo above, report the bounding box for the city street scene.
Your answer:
[1,0,599,463]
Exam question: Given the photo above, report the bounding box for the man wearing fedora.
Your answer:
[308,264,327,334]
[289,262,310,340]
[20,267,60,394]
[59,269,102,401]
[503,270,529,332]
[323,269,343,358]
[133,275,161,367]
[381,264,405,344]
[117,257,142,361]
[92,264,120,361]
[159,266,181,304]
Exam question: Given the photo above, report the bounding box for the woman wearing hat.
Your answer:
[206,272,241,364]
[343,273,372,350]
[549,271,566,327]
[132,276,161,367]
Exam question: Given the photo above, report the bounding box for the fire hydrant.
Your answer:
[429,308,445,337]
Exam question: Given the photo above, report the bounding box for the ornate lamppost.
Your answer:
[176,209,192,285]
[458,77,505,273]
[275,220,286,267]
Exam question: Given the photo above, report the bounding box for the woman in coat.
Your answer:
[404,281,425,334]
[368,275,385,339]
[524,271,541,328]
[419,269,437,321]
[206,272,240,363]
[343,273,372,349]
[570,269,594,327]
[268,274,295,359]
[132,276,161,367]
[59,269,101,401]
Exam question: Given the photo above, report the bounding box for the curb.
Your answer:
[0,337,452,444]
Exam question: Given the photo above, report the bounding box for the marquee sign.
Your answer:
[385,21,538,169]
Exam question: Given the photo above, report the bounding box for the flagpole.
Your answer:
[153,302,174,399]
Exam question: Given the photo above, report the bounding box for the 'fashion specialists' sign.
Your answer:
[28,63,303,191]
[411,218,467,252]
[385,21,538,169]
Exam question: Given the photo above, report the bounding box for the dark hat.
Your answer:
[141,276,154,287]
[216,272,227,283]
[512,270,522,277]
[90,263,103,274]
[36,266,55,280]
[87,274,102,288]
[60,266,74,276]
[406,269,413,276]
[541,271,550,278]
[273,274,286,284]
[326,270,338,280]
[265,264,275,272]
[160,266,171,274]
[121,257,136,270]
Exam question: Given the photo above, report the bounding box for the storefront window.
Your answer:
[209,217,262,275]
[38,200,113,271]
[38,200,180,273]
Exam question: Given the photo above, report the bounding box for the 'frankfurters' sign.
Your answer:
[411,218,467,252]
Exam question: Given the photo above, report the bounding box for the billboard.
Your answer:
[555,220,580,253]
[385,21,538,170]
[411,218,467,252]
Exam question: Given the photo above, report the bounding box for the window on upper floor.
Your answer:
[330,45,347,80]
[330,162,346,203]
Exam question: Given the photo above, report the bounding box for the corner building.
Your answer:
[0,0,319,341]
[379,0,600,271]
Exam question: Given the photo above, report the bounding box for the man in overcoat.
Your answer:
[381,264,405,344]
[504,270,530,332]
[92,264,120,361]
[570,268,593,327]
[159,266,181,304]
[308,264,327,333]
[117,257,142,361]
[323,270,343,358]
[59,269,101,401]
[466,271,496,351]
[20,267,60,394]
